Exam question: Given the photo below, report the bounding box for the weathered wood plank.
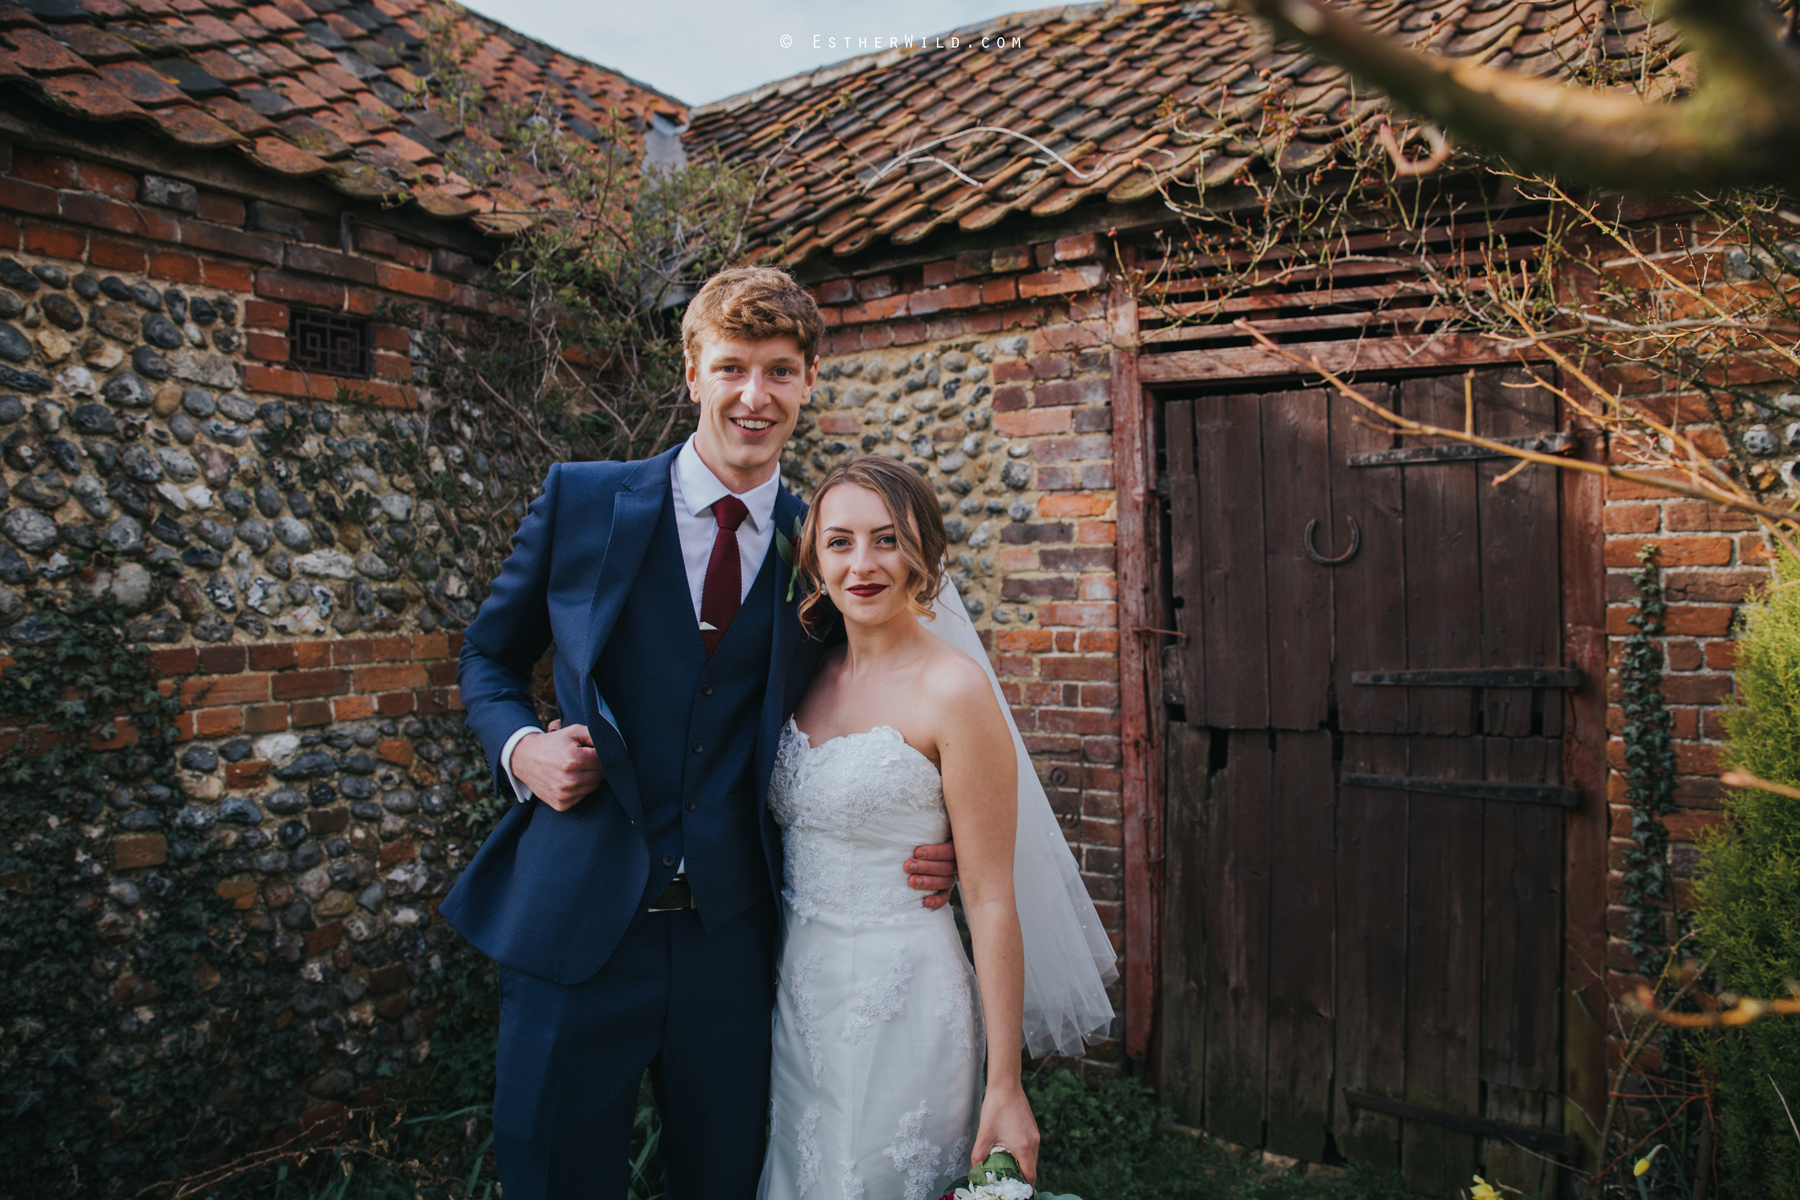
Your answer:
[1165,401,1206,720]
[1137,333,1532,384]
[1194,395,1270,728]
[1112,269,1158,1058]
[1330,383,1408,735]
[1139,303,1467,344]
[1159,723,1211,1125]
[1265,730,1336,1161]
[1403,734,1486,1196]
[1333,733,1410,1171]
[1203,729,1273,1147]
[1262,390,1333,731]
[1142,222,1545,291]
[1560,421,1610,1163]
[1481,736,1563,1195]
[1147,273,1524,321]
[1401,375,1481,736]
[1477,369,1562,737]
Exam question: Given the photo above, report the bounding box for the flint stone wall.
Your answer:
[0,133,506,1107]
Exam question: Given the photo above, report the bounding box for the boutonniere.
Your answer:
[775,514,804,603]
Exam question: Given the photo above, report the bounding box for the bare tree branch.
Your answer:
[1228,0,1800,191]
[1229,318,1800,546]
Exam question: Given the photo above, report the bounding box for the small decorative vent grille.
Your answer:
[290,309,370,378]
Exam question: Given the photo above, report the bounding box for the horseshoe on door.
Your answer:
[1304,516,1361,566]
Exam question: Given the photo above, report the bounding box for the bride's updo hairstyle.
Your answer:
[796,455,947,634]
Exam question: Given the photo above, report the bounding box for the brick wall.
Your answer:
[797,232,1128,1067]
[1589,211,1781,999]
[0,131,499,1105]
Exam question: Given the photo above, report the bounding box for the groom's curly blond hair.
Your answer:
[681,266,824,365]
[796,456,947,635]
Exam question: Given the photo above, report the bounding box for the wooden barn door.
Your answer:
[1157,368,1577,1196]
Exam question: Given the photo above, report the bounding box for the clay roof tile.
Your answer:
[686,0,1669,266]
[148,98,239,142]
[0,0,679,239]
[4,24,92,71]
[97,54,182,99]
[51,22,136,59]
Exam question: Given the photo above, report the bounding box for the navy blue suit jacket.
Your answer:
[440,447,819,984]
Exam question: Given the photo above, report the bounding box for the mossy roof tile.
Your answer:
[0,0,682,238]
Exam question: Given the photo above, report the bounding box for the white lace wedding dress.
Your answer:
[756,718,985,1200]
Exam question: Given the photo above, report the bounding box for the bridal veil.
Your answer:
[926,576,1119,1058]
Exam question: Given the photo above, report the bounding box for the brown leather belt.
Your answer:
[648,875,697,912]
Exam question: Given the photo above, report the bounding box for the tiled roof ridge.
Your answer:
[684,0,1671,269]
[692,2,1111,120]
[0,0,687,241]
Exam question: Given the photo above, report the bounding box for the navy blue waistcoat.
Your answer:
[443,449,824,985]
[594,487,779,925]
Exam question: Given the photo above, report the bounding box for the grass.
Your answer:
[1025,1068,1408,1200]
[1038,1134,1409,1200]
[186,1069,1408,1200]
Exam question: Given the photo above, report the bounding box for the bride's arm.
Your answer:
[934,658,1040,1183]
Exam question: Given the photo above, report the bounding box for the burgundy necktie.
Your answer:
[700,495,749,657]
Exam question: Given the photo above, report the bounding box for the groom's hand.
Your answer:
[906,840,958,910]
[512,724,604,811]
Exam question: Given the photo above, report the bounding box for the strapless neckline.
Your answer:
[785,717,938,773]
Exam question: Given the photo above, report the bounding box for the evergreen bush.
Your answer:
[1027,1067,1168,1171]
[1696,550,1800,1198]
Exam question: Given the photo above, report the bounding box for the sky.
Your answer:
[459,0,1029,108]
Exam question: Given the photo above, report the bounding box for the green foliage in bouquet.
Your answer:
[967,1148,1028,1186]
[1695,549,1800,1199]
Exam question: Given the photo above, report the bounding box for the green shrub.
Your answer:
[1025,1068,1404,1200]
[1028,1067,1168,1171]
[1696,550,1800,1198]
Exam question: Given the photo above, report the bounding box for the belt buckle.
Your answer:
[649,875,692,913]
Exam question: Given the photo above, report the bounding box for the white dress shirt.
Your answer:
[503,436,783,802]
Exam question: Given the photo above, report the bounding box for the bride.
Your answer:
[758,456,1116,1200]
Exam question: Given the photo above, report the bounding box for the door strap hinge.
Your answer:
[1345,1091,1582,1159]
[1352,667,1584,688]
[1347,431,1575,467]
[1344,773,1578,808]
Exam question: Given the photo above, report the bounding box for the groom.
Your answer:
[441,266,957,1199]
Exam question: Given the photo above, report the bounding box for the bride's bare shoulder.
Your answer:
[918,636,1000,722]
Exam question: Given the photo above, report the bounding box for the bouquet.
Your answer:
[941,1149,1083,1200]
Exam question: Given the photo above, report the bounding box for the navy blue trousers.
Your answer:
[492,899,776,1200]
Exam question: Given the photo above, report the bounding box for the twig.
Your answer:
[1721,770,1800,801]
[865,124,1118,190]
[1230,318,1800,530]
[1631,985,1800,1027]
[1377,121,1451,176]
[1773,1076,1800,1146]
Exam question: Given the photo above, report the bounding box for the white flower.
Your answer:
[953,1181,1036,1200]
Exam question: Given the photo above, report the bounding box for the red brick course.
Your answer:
[22,634,469,747]
[0,147,493,324]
